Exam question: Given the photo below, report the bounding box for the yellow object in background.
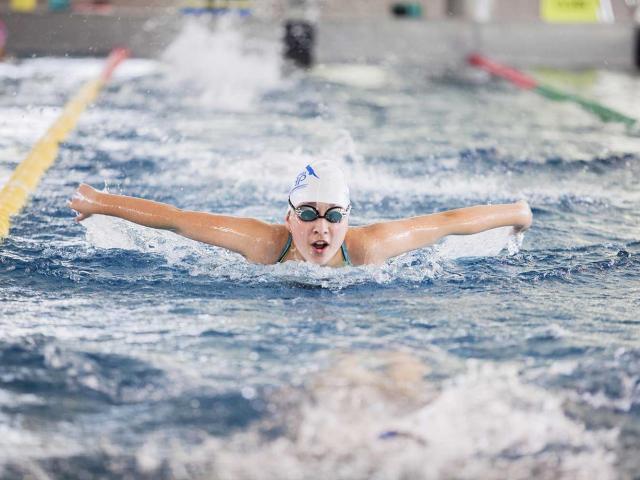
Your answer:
[10,0,37,12]
[182,0,208,7]
[0,48,129,241]
[540,0,600,23]
[533,68,598,92]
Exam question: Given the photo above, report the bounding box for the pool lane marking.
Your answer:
[468,53,637,128]
[0,47,129,240]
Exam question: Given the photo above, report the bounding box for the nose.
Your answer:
[312,218,330,234]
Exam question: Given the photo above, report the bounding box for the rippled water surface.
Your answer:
[1,21,640,480]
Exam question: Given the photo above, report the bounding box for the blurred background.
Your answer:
[1,0,639,69]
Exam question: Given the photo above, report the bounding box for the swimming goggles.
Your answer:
[288,198,350,223]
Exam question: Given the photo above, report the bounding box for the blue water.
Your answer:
[1,23,640,479]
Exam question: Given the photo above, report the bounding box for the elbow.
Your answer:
[514,200,533,231]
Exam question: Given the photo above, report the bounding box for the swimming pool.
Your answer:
[1,21,640,479]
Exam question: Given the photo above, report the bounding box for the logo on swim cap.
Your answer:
[289,160,350,208]
[306,165,319,179]
[290,164,322,196]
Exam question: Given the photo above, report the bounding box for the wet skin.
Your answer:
[69,184,533,267]
[283,202,349,267]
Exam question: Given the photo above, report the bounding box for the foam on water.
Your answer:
[0,57,102,82]
[0,57,160,186]
[310,64,395,90]
[111,59,161,81]
[0,107,61,175]
[131,358,616,480]
[80,214,522,290]
[0,56,158,88]
[0,419,83,470]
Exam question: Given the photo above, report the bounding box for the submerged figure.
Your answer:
[69,161,532,266]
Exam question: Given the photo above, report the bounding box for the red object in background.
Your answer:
[73,1,113,14]
[0,19,7,59]
[0,19,7,49]
[101,47,130,82]
[467,53,539,90]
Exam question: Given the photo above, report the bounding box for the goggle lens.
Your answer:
[325,210,344,223]
[298,207,322,222]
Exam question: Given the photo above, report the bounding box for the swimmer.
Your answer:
[69,160,532,266]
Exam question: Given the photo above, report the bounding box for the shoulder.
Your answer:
[251,223,290,264]
[219,219,289,265]
[344,225,387,266]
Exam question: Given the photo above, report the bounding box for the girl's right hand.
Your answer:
[68,183,101,222]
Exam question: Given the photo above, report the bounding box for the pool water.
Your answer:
[1,21,640,479]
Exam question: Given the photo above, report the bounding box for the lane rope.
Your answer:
[468,53,637,128]
[0,47,129,240]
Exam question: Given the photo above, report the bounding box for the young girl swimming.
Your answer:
[69,160,532,267]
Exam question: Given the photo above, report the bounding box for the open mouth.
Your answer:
[311,240,329,253]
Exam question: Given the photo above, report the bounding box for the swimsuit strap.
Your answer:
[277,233,352,266]
[341,242,352,266]
[276,234,293,263]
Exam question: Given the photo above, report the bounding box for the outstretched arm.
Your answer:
[69,184,284,264]
[357,201,532,264]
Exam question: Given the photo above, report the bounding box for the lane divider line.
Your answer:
[468,53,637,128]
[0,47,129,240]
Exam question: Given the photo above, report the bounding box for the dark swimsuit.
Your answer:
[276,234,352,266]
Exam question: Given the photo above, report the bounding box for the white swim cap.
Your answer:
[289,160,350,208]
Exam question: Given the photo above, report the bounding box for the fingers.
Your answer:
[71,190,85,202]
[70,184,98,223]
[68,199,86,222]
[68,199,80,211]
[78,183,96,197]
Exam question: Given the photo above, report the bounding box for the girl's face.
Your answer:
[285,202,349,265]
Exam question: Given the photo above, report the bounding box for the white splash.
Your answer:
[0,411,83,471]
[161,18,283,111]
[79,212,519,289]
[132,358,617,480]
[81,214,218,268]
[436,226,522,259]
